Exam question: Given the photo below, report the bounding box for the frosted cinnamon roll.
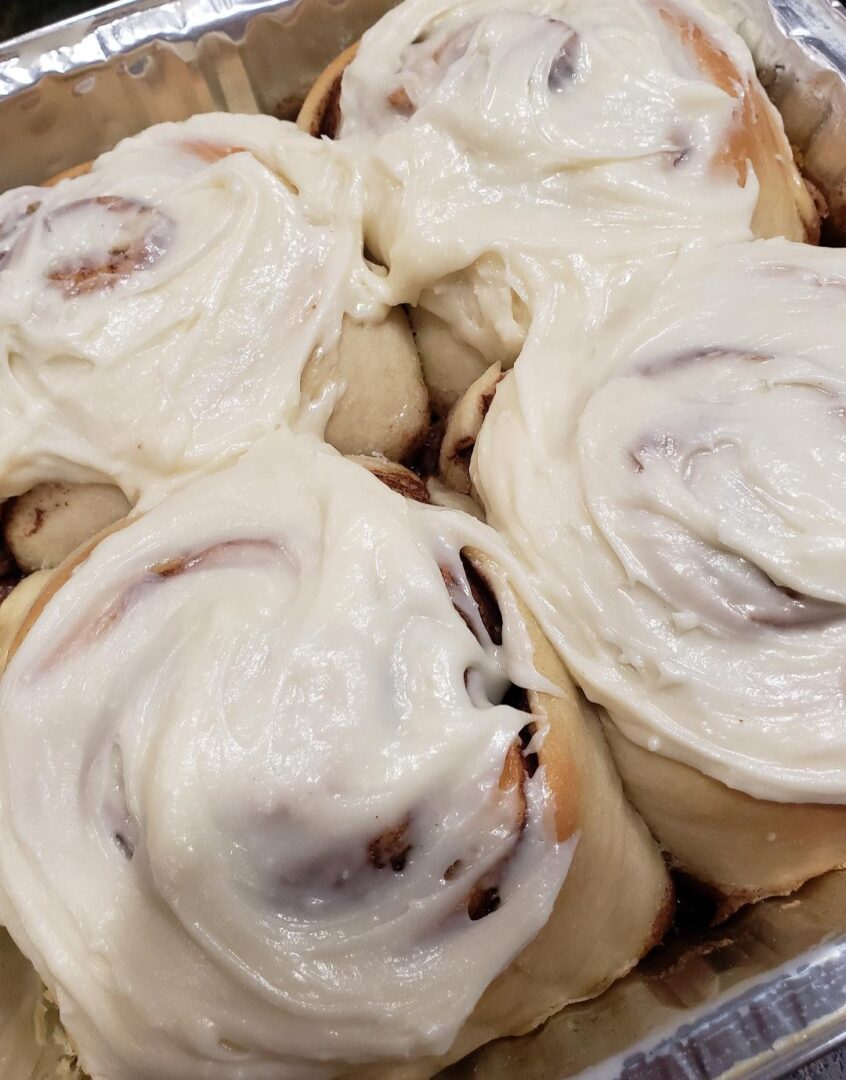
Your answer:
[0,112,427,506]
[475,238,846,917]
[0,430,670,1080]
[300,0,818,413]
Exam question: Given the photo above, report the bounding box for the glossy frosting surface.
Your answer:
[0,431,570,1080]
[475,238,846,803]
[0,114,374,502]
[339,0,763,362]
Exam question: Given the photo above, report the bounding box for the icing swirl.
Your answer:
[336,0,779,363]
[0,114,374,503]
[0,431,570,1079]
[475,239,846,804]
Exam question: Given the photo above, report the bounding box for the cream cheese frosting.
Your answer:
[0,114,376,503]
[0,430,571,1080]
[474,238,846,804]
[337,0,767,363]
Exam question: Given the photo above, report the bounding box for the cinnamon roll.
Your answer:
[0,112,427,507]
[474,238,846,917]
[299,0,818,413]
[0,429,670,1080]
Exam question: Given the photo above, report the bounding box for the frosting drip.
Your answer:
[0,430,570,1080]
[475,239,846,803]
[0,114,375,503]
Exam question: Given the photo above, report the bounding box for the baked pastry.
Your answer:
[474,237,846,918]
[3,481,131,572]
[299,0,818,413]
[438,362,502,498]
[0,430,670,1080]
[0,112,427,509]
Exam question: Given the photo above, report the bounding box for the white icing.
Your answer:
[0,0,829,1071]
[475,238,846,804]
[338,0,762,363]
[0,114,376,503]
[0,430,571,1080]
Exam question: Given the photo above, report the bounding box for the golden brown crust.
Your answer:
[603,720,846,922]
[7,517,133,667]
[42,161,93,187]
[659,3,819,243]
[297,43,359,139]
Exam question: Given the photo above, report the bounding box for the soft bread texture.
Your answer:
[475,239,846,917]
[0,440,574,1080]
[439,363,502,496]
[4,482,131,573]
[302,311,430,461]
[301,6,818,247]
[409,309,490,419]
[604,722,846,922]
[37,160,427,472]
[1,114,379,502]
[2,6,822,1075]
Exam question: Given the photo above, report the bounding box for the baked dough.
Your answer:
[0,431,670,1080]
[474,238,846,913]
[300,0,818,410]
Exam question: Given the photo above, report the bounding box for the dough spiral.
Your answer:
[0,431,671,1078]
[0,114,374,502]
[301,0,816,412]
[475,238,846,908]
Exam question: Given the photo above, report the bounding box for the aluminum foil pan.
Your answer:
[1,0,846,1078]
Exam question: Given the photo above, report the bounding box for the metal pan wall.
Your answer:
[2,0,846,1076]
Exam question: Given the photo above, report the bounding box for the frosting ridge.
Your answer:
[475,238,846,803]
[0,431,570,1079]
[0,114,376,503]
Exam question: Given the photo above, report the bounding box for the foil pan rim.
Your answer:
[0,0,302,95]
[1,0,845,100]
[611,934,846,1079]
[2,0,846,1077]
[758,0,846,70]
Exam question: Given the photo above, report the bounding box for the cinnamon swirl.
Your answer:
[475,238,846,916]
[0,430,670,1079]
[0,112,427,507]
[300,0,818,413]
